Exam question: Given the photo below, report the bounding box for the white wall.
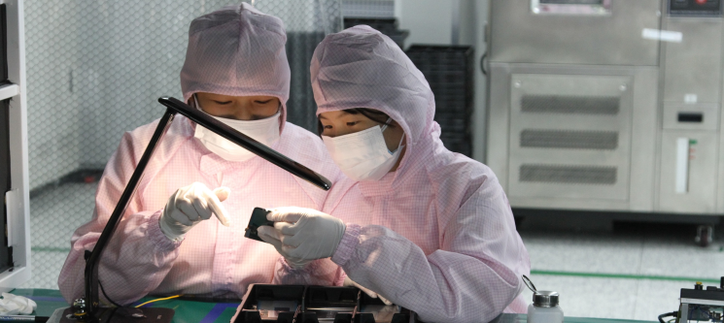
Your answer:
[394,0,490,162]
[395,0,453,48]
[472,0,489,163]
[25,1,84,190]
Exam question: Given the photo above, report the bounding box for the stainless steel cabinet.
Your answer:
[486,0,724,244]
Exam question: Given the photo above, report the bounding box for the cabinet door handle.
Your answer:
[675,137,689,194]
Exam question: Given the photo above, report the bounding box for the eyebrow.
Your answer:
[318,111,353,120]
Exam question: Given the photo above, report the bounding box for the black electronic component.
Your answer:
[245,207,274,242]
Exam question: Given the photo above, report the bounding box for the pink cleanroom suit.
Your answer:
[57,3,342,305]
[310,25,531,322]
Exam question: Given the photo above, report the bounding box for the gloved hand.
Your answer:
[159,182,231,241]
[343,276,393,305]
[257,225,313,268]
[259,207,345,261]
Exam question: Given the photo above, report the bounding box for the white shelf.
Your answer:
[0,84,19,101]
[2,0,31,290]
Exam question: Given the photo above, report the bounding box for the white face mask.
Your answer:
[323,122,405,181]
[193,95,282,162]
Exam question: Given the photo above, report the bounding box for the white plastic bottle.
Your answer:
[527,291,564,323]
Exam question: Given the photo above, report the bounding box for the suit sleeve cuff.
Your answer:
[148,211,182,251]
[331,223,360,266]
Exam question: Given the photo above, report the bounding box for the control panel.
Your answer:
[670,0,722,16]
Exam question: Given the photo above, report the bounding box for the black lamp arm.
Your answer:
[157,97,331,190]
[81,96,333,320]
[83,109,176,319]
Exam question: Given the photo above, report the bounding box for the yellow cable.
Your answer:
[134,295,182,308]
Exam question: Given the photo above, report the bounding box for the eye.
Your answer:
[346,121,359,127]
[322,124,333,130]
[213,100,232,105]
[255,99,274,104]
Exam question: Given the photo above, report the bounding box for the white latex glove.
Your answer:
[262,207,345,261]
[257,225,313,268]
[343,276,393,305]
[159,182,231,241]
[0,293,37,315]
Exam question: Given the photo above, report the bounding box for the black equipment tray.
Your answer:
[232,284,416,323]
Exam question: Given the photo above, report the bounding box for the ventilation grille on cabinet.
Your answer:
[521,95,620,115]
[520,165,617,184]
[521,130,618,150]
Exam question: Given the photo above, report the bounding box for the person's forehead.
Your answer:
[319,110,355,120]
[197,92,278,100]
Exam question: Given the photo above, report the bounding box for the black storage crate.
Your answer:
[406,45,474,157]
[233,284,415,323]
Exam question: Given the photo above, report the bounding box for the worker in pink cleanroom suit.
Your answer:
[259,25,531,323]
[58,3,343,305]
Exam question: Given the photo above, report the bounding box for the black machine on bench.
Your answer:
[658,277,724,323]
[676,278,724,323]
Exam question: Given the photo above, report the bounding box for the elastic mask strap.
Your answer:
[193,94,203,112]
[390,130,405,154]
[380,118,405,154]
[380,118,391,133]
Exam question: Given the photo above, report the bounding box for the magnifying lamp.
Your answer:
[62,97,331,323]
